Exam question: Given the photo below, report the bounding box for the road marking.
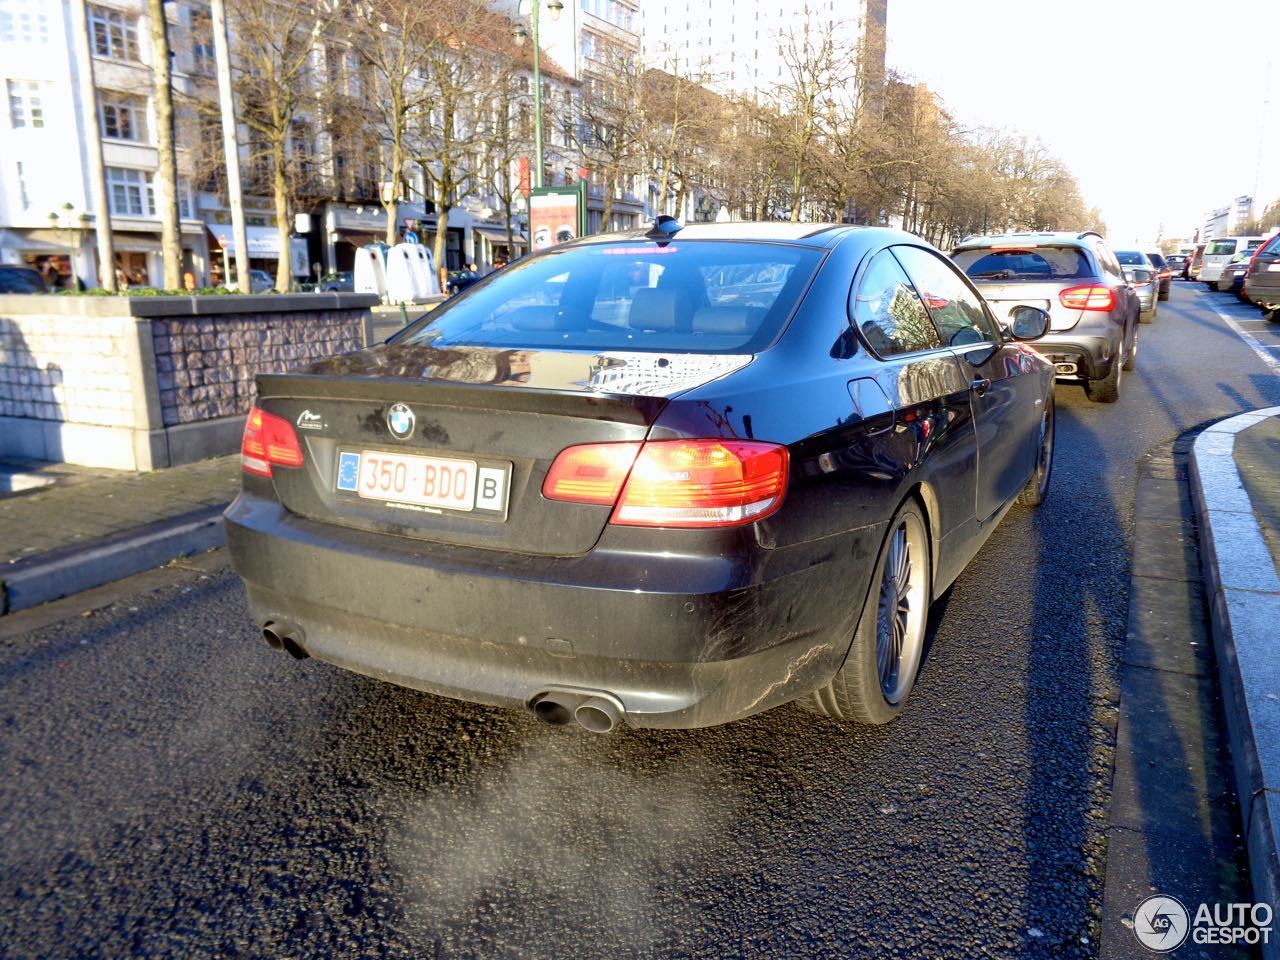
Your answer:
[1208,304,1280,375]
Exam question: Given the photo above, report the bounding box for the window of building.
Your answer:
[106,166,154,217]
[7,79,43,128]
[15,160,30,208]
[0,0,50,44]
[99,92,147,141]
[90,6,140,61]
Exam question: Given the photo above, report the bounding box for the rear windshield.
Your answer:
[1206,240,1237,256]
[1114,251,1148,265]
[1146,253,1167,267]
[952,246,1092,281]
[396,241,823,354]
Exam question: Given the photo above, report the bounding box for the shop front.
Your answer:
[324,203,391,274]
[205,223,307,287]
[472,222,528,269]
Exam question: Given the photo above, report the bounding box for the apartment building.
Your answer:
[0,0,210,288]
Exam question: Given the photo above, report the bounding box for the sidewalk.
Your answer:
[0,455,238,613]
[1189,407,1280,944]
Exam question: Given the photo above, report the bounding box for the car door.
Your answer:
[892,244,1042,522]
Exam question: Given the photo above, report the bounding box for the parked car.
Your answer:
[225,221,1056,731]
[1145,252,1172,300]
[1214,253,1253,297]
[1188,243,1206,280]
[1166,254,1187,278]
[1243,233,1280,318]
[247,269,274,293]
[0,264,48,294]
[318,271,354,292]
[1200,236,1267,286]
[445,269,482,296]
[952,232,1139,403]
[1113,251,1159,322]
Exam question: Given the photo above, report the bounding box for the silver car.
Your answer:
[952,231,1141,403]
[1113,251,1158,321]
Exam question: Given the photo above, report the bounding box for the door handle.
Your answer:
[970,378,991,397]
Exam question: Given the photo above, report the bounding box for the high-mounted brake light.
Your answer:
[241,406,304,477]
[1058,284,1115,311]
[543,439,789,528]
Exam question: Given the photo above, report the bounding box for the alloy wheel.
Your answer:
[875,513,928,705]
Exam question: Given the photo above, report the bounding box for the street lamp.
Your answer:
[48,202,89,289]
[511,0,563,189]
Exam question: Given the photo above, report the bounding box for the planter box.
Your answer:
[0,293,379,470]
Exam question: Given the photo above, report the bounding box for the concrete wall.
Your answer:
[0,293,378,470]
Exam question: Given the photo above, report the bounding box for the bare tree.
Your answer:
[147,0,182,289]
[227,0,335,291]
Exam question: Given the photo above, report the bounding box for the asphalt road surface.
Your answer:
[3,282,1279,959]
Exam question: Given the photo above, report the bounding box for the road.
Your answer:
[2,282,1279,959]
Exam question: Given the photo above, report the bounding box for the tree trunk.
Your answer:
[790,159,802,222]
[148,0,181,290]
[271,136,291,292]
[384,109,404,245]
[601,173,614,233]
[433,201,450,291]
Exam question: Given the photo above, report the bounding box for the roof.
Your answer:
[954,231,1103,249]
[570,221,868,248]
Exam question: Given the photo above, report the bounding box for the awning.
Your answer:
[113,231,162,254]
[334,232,381,248]
[205,223,285,257]
[473,226,527,245]
[0,228,68,253]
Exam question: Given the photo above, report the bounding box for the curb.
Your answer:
[1189,406,1280,932]
[0,504,227,616]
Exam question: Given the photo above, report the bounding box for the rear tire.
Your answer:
[1139,306,1155,324]
[1123,324,1138,371]
[1016,395,1054,507]
[799,500,932,725]
[1084,353,1122,403]
[1158,288,1169,301]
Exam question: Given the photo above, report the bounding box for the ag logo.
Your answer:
[1134,895,1190,952]
[386,403,415,439]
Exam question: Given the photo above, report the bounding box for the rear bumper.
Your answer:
[1244,275,1280,306]
[1035,328,1120,380]
[225,494,880,728]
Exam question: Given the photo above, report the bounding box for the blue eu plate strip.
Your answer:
[336,451,360,491]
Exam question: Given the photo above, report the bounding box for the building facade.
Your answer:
[1,0,212,288]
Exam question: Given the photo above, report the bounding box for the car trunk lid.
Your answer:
[970,280,1084,331]
[253,342,751,557]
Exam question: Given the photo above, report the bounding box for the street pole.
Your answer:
[210,0,250,292]
[70,0,116,291]
[531,0,543,189]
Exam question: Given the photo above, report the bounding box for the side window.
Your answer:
[892,246,999,348]
[1095,244,1123,279]
[849,249,941,356]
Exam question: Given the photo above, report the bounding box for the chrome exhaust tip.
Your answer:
[262,620,308,660]
[575,697,622,734]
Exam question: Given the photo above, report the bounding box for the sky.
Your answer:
[886,0,1280,245]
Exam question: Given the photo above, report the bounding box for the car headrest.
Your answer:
[628,288,692,331]
[690,306,766,335]
[504,305,561,330]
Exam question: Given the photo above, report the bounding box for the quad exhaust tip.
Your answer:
[262,620,309,660]
[531,690,625,733]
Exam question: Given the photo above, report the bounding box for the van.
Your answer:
[1200,236,1268,284]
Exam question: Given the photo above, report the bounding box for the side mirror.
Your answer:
[1008,304,1050,341]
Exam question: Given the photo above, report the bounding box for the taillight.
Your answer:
[1058,285,1116,311]
[1158,269,1171,279]
[541,441,642,505]
[1246,241,1274,274]
[241,406,304,477]
[543,439,789,528]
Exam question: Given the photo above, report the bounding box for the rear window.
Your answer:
[1114,251,1147,265]
[396,241,823,354]
[1146,253,1167,267]
[1206,240,1237,256]
[952,246,1093,281]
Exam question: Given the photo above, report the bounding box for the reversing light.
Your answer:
[241,406,304,477]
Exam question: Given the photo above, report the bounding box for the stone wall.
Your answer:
[0,293,377,470]
[0,314,135,427]
[151,312,363,426]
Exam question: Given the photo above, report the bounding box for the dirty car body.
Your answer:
[225,223,1054,730]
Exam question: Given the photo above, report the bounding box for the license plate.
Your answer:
[336,450,507,515]
[1269,264,1280,272]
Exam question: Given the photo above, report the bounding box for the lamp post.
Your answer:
[48,203,90,289]
[511,0,563,189]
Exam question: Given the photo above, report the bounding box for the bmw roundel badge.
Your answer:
[386,403,415,439]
